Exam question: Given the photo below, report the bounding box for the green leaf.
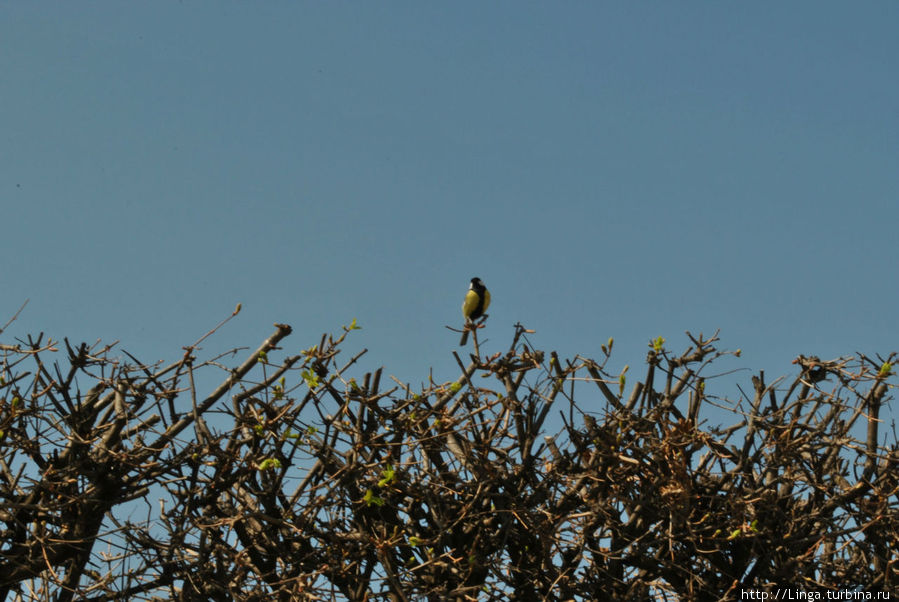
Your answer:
[257,350,268,363]
[257,458,281,471]
[449,382,462,393]
[408,536,421,547]
[363,489,384,507]
[879,362,892,377]
[618,365,629,396]
[302,369,320,390]
[378,464,396,487]
[652,336,665,352]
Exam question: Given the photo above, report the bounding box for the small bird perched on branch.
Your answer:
[793,355,828,384]
[459,277,490,346]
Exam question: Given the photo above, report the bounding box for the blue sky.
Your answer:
[2,4,897,412]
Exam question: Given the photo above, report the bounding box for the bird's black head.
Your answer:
[470,277,483,289]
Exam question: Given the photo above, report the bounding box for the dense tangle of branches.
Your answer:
[1,314,896,600]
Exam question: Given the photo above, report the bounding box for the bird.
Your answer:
[792,355,833,384]
[459,277,490,346]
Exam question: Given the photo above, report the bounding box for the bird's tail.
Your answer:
[459,324,470,346]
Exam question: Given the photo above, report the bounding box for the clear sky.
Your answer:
[2,4,897,413]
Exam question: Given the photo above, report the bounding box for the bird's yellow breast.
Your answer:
[462,288,489,321]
